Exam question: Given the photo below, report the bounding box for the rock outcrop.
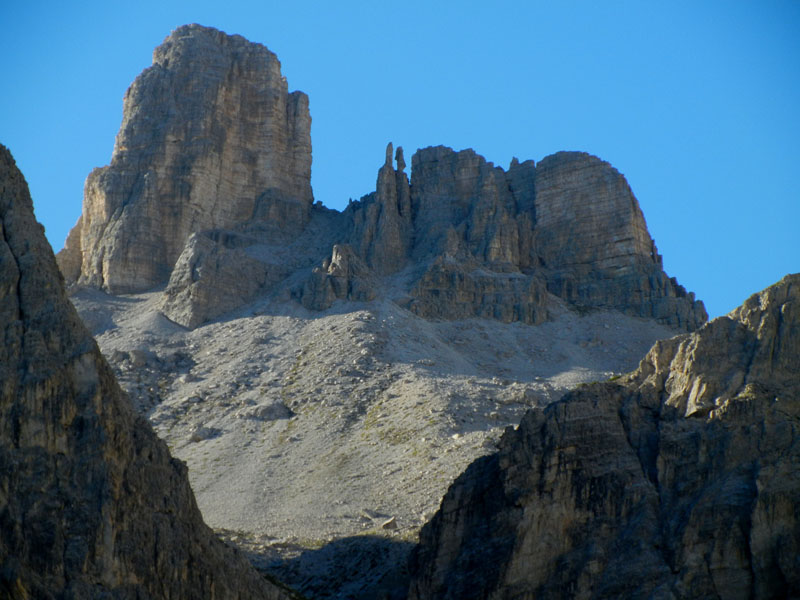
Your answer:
[405,257,549,324]
[1,144,289,597]
[344,146,705,329]
[58,24,312,293]
[296,243,376,311]
[160,230,289,328]
[348,143,412,275]
[409,274,800,599]
[533,152,702,328]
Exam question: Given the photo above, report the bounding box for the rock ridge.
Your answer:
[58,23,312,294]
[408,273,800,599]
[1,143,289,598]
[58,25,705,333]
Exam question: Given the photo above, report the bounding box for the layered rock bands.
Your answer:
[1,144,289,597]
[58,24,706,332]
[409,274,800,600]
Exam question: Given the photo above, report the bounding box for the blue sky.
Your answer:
[2,0,798,318]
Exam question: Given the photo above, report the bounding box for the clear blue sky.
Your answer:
[2,0,798,318]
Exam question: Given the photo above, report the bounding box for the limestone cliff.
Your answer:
[533,151,702,328]
[1,144,289,597]
[55,25,704,332]
[58,24,312,293]
[409,274,800,599]
[343,146,705,329]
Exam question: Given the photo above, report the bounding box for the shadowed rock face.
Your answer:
[1,144,288,598]
[58,24,312,294]
[409,274,800,600]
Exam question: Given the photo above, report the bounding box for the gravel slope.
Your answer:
[70,286,681,598]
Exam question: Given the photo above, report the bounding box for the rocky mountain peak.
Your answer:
[58,24,312,293]
[1,142,288,598]
[58,26,705,334]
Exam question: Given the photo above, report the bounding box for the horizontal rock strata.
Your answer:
[1,143,289,598]
[408,274,800,599]
[342,145,705,329]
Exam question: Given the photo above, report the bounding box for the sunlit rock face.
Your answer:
[1,143,288,599]
[409,274,800,600]
[58,25,705,332]
[59,24,312,293]
[533,151,705,330]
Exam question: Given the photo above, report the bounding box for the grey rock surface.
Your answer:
[534,151,705,329]
[409,274,800,600]
[348,142,412,276]
[0,143,290,598]
[59,24,312,293]
[339,145,705,330]
[56,25,705,333]
[406,256,550,324]
[160,230,288,328]
[296,243,376,311]
[69,278,684,600]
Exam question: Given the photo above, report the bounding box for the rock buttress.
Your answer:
[59,24,312,293]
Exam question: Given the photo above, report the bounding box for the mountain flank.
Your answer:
[1,143,290,598]
[44,24,720,598]
[409,274,800,599]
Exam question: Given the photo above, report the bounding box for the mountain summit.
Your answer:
[57,24,313,293]
[42,24,732,598]
[57,24,706,332]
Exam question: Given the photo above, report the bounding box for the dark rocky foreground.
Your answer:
[408,274,800,599]
[0,143,291,598]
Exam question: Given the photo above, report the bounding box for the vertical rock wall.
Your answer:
[533,151,706,329]
[59,24,312,293]
[54,24,704,331]
[344,145,705,329]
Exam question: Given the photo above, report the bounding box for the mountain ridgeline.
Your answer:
[6,22,795,600]
[408,274,800,599]
[57,24,706,332]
